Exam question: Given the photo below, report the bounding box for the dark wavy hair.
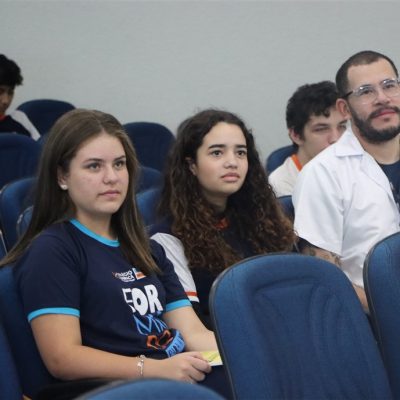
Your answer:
[159,109,296,273]
[336,50,398,97]
[0,54,23,87]
[286,81,340,150]
[1,109,159,275]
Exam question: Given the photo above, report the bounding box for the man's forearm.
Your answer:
[301,240,369,312]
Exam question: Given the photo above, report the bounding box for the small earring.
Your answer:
[60,184,68,190]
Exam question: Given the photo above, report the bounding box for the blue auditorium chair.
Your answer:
[16,205,32,239]
[0,321,22,399]
[210,253,392,400]
[76,378,224,400]
[136,187,162,227]
[123,122,175,172]
[0,177,36,250]
[136,165,162,193]
[0,265,57,399]
[0,229,6,259]
[265,145,294,173]
[17,98,75,136]
[0,134,40,190]
[278,195,294,220]
[364,231,400,399]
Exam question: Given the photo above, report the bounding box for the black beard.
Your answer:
[351,106,400,144]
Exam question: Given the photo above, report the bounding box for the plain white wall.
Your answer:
[2,0,400,160]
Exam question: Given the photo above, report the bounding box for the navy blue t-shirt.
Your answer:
[15,220,191,359]
[192,218,255,318]
[379,160,400,210]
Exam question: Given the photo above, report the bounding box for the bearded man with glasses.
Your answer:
[293,50,400,313]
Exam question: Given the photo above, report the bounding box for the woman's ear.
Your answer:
[57,167,68,190]
[185,157,197,176]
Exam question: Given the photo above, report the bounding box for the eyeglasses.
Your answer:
[343,78,400,105]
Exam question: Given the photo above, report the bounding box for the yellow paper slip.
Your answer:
[201,350,223,366]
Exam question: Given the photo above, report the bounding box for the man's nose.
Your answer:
[329,129,342,144]
[374,87,391,104]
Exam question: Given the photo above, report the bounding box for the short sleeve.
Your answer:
[15,227,83,322]
[268,158,297,197]
[151,233,198,302]
[150,240,191,312]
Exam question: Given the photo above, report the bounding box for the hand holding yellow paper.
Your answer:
[201,350,223,366]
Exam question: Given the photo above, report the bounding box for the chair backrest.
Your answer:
[0,265,56,398]
[16,205,33,239]
[210,253,392,400]
[278,195,294,220]
[136,186,162,227]
[123,122,175,172]
[364,231,400,399]
[17,99,75,136]
[0,177,36,250]
[0,229,7,260]
[136,165,162,193]
[0,320,22,399]
[77,378,224,400]
[0,134,40,190]
[265,145,295,173]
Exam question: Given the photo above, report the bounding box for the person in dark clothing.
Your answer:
[0,54,39,139]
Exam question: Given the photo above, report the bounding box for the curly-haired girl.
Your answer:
[152,109,297,327]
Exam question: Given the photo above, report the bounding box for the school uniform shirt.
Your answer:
[268,154,302,197]
[151,217,254,320]
[15,219,191,359]
[293,127,400,287]
[0,110,40,140]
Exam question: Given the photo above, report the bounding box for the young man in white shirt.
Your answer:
[0,54,39,140]
[293,50,400,311]
[268,81,347,197]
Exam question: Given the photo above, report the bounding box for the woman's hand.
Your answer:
[145,352,211,383]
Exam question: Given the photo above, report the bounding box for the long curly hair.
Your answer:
[159,109,296,273]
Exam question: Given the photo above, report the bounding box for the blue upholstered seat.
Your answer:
[17,98,75,136]
[124,121,175,172]
[278,195,294,220]
[76,378,224,400]
[0,320,22,399]
[136,165,162,193]
[136,186,162,228]
[265,145,294,173]
[0,265,56,398]
[364,231,400,399]
[210,253,392,399]
[0,134,40,191]
[0,177,36,250]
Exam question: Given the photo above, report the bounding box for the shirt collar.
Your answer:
[334,126,365,157]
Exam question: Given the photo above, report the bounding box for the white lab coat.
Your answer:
[293,127,400,287]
